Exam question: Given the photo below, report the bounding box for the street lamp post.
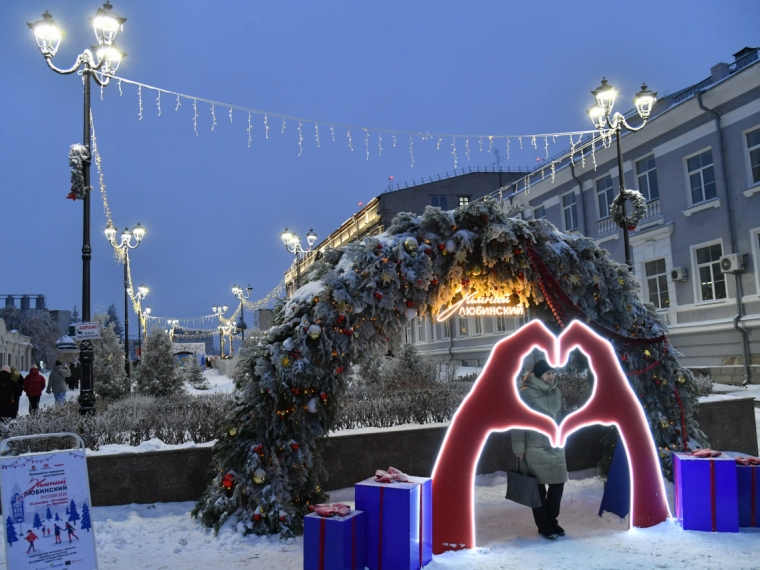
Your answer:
[212,304,228,357]
[280,227,317,293]
[231,284,252,341]
[588,78,657,269]
[105,221,146,377]
[28,2,127,415]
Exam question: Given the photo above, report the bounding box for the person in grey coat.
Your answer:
[46,361,71,405]
[511,359,568,540]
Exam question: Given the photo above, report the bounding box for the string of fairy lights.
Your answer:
[99,75,609,170]
[91,111,284,339]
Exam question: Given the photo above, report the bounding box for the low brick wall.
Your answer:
[84,397,758,506]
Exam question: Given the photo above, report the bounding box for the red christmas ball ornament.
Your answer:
[308,505,315,513]
[279,515,286,522]
[222,472,235,489]
[513,247,522,256]
[291,442,299,451]
[431,278,438,285]
[337,315,346,324]
[417,279,423,285]
[406,300,414,308]
[291,387,300,395]
[438,243,446,251]
[621,354,628,362]
[254,513,262,521]
[374,292,383,300]
[517,272,524,281]
[345,328,353,336]
[655,379,661,385]
[320,391,328,400]
[376,243,383,249]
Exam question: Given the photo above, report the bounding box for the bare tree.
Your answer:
[0,307,61,367]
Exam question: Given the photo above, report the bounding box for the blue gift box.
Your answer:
[303,510,366,570]
[672,452,738,532]
[736,463,759,527]
[355,476,432,570]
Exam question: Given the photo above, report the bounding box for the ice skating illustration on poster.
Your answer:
[1,434,97,569]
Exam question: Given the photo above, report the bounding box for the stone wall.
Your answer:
[84,397,758,506]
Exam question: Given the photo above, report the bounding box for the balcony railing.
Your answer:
[596,216,617,237]
[729,49,759,74]
[643,198,660,222]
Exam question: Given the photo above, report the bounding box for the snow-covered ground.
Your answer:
[4,370,758,569]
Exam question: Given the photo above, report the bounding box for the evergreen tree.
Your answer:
[194,198,707,539]
[105,303,124,340]
[80,503,91,532]
[184,356,211,390]
[46,507,52,521]
[33,513,43,529]
[55,513,60,522]
[92,314,131,399]
[5,516,17,546]
[135,329,184,397]
[70,306,81,324]
[67,500,80,524]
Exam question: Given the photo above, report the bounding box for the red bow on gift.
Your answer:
[314,503,351,517]
[374,466,410,483]
[735,456,760,466]
[689,448,723,458]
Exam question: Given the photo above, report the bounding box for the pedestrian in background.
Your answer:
[23,364,46,414]
[46,361,70,405]
[0,365,23,420]
[10,365,23,416]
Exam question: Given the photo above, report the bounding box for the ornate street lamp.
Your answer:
[587,79,657,268]
[212,304,228,357]
[28,2,127,415]
[231,284,253,341]
[105,221,146,377]
[280,227,317,293]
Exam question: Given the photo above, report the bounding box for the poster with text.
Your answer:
[1,450,97,569]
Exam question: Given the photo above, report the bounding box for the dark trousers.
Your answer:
[532,483,564,534]
[28,396,41,413]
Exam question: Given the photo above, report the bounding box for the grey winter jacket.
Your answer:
[511,373,568,485]
[46,365,70,395]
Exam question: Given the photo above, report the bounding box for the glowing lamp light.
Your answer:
[104,221,117,243]
[430,319,669,554]
[137,284,149,298]
[281,227,295,247]
[587,105,607,130]
[306,228,318,248]
[592,77,617,114]
[92,43,125,75]
[131,222,146,242]
[90,2,126,46]
[27,11,64,57]
[634,84,658,120]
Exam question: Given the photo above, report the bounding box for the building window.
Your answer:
[458,196,470,207]
[443,319,451,339]
[596,175,615,219]
[695,243,726,301]
[562,192,578,231]
[417,318,425,343]
[495,315,508,333]
[432,195,448,209]
[458,316,468,337]
[428,318,437,342]
[644,258,670,309]
[636,155,659,201]
[746,127,760,184]
[474,316,482,335]
[687,150,717,204]
[404,323,412,344]
[533,205,546,219]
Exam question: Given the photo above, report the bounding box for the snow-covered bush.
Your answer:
[692,374,713,397]
[135,329,184,397]
[92,314,131,400]
[183,357,211,390]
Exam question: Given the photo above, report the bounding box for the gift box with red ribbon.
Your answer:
[303,506,366,570]
[735,456,760,528]
[355,470,432,570]
[672,451,739,532]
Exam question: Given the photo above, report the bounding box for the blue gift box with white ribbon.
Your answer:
[355,476,432,570]
[303,509,365,570]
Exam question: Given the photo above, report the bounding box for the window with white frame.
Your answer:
[417,318,425,343]
[458,195,470,207]
[695,243,726,301]
[644,258,669,309]
[458,316,468,337]
[687,150,717,204]
[442,319,451,339]
[746,127,760,185]
[404,323,413,343]
[428,318,437,342]
[432,195,448,209]
[495,314,508,333]
[474,316,482,335]
[636,155,659,201]
[596,175,615,219]
[533,205,546,219]
[562,192,578,231]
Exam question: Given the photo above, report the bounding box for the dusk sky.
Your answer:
[2,1,758,334]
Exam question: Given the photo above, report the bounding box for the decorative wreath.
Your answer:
[610,188,647,230]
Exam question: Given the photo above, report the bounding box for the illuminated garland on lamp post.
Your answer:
[232,284,252,342]
[28,2,127,415]
[280,227,317,296]
[212,304,228,357]
[587,79,657,269]
[105,221,146,377]
[139,305,151,358]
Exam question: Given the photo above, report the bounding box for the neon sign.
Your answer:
[436,293,525,322]
[430,319,670,554]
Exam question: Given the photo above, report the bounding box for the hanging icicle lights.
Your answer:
[104,76,604,169]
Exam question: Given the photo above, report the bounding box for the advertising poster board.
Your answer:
[1,434,97,569]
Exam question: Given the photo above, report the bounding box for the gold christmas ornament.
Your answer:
[403,236,419,253]
[253,468,267,484]
[470,264,483,276]
[677,374,686,384]
[659,418,669,429]
[228,427,237,437]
